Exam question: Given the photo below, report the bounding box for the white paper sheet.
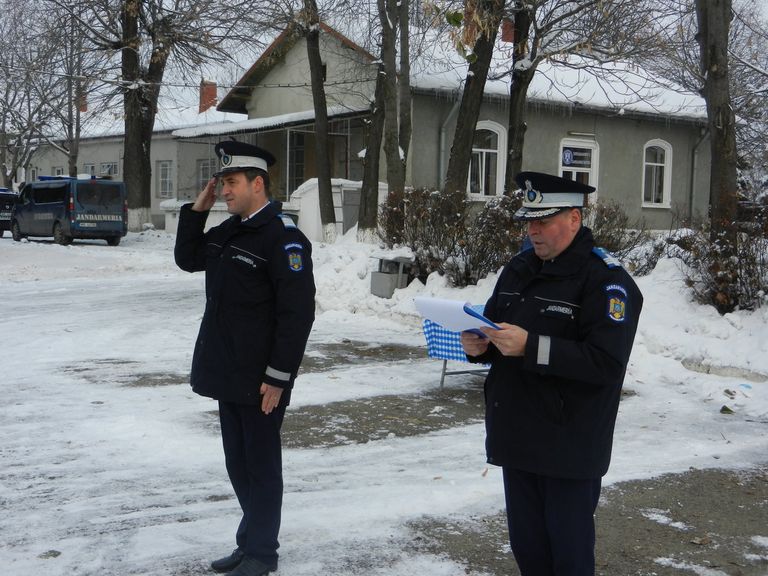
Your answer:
[414,297,499,333]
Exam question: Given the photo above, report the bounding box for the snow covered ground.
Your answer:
[0,230,766,576]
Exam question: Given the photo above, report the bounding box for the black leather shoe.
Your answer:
[211,548,245,573]
[226,555,277,576]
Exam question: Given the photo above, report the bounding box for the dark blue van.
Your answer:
[11,176,127,246]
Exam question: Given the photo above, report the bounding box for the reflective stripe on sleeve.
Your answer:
[537,335,551,366]
[266,366,292,382]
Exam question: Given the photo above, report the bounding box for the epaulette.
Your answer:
[278,214,297,229]
[592,247,622,269]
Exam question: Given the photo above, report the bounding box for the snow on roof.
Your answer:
[410,33,706,120]
[80,24,706,142]
[78,85,240,139]
[172,104,370,139]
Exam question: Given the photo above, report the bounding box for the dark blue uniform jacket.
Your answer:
[471,227,642,479]
[174,202,315,405]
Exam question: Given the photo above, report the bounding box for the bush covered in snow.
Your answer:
[379,188,523,287]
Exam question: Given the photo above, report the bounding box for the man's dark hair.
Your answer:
[243,168,270,194]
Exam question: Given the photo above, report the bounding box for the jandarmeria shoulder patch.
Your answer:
[285,242,304,272]
[605,284,628,322]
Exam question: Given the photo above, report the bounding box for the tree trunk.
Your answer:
[443,0,504,195]
[121,0,164,231]
[65,15,81,178]
[503,7,533,193]
[504,69,535,190]
[378,0,405,196]
[398,0,412,166]
[358,65,386,241]
[304,1,336,243]
[695,0,738,246]
[0,131,10,188]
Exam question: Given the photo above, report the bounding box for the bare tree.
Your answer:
[357,63,386,243]
[695,0,739,245]
[499,0,668,188]
[39,5,117,178]
[434,0,670,194]
[299,0,337,243]
[46,0,274,230]
[729,3,768,179]
[377,0,412,198]
[442,0,506,196]
[650,0,767,196]
[0,0,61,188]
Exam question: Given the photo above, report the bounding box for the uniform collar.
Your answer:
[241,202,270,222]
[237,200,282,228]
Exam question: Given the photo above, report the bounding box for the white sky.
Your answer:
[0,230,766,575]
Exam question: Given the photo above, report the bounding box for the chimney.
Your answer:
[199,80,217,113]
[501,18,515,43]
[76,83,87,113]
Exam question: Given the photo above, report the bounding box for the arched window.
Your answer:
[468,121,506,197]
[642,139,672,207]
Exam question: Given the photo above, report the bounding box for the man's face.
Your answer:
[219,172,265,217]
[526,208,581,261]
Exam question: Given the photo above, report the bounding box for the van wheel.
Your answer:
[53,222,72,245]
[106,236,121,247]
[11,220,24,241]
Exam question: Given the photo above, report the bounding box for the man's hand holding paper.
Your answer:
[480,323,528,357]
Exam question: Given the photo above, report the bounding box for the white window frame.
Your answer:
[100,162,118,176]
[641,139,673,209]
[53,166,65,176]
[467,120,507,198]
[83,163,96,176]
[559,138,600,204]
[197,158,214,191]
[156,160,174,198]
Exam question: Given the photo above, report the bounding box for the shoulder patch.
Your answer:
[284,242,305,272]
[592,247,622,269]
[605,283,628,322]
[279,214,297,229]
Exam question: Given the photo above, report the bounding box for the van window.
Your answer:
[75,183,123,207]
[32,184,68,204]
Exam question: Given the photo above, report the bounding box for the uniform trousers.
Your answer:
[503,467,602,576]
[218,399,287,566]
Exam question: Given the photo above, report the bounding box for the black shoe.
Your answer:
[226,555,277,576]
[211,548,245,573]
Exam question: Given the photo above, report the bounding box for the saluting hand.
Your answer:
[192,177,218,212]
[260,383,283,415]
[480,323,528,357]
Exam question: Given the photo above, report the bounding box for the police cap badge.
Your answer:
[513,171,596,221]
[213,141,276,177]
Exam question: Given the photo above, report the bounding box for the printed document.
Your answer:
[414,297,500,334]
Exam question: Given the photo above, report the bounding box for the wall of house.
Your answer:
[175,139,217,202]
[26,136,125,182]
[27,132,189,229]
[247,34,377,119]
[521,106,711,229]
[410,93,711,231]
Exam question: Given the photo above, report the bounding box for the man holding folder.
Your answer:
[461,171,643,576]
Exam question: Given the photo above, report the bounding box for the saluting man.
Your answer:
[175,141,315,576]
[461,171,643,576]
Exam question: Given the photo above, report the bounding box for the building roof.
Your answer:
[172,104,369,139]
[217,22,377,115]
